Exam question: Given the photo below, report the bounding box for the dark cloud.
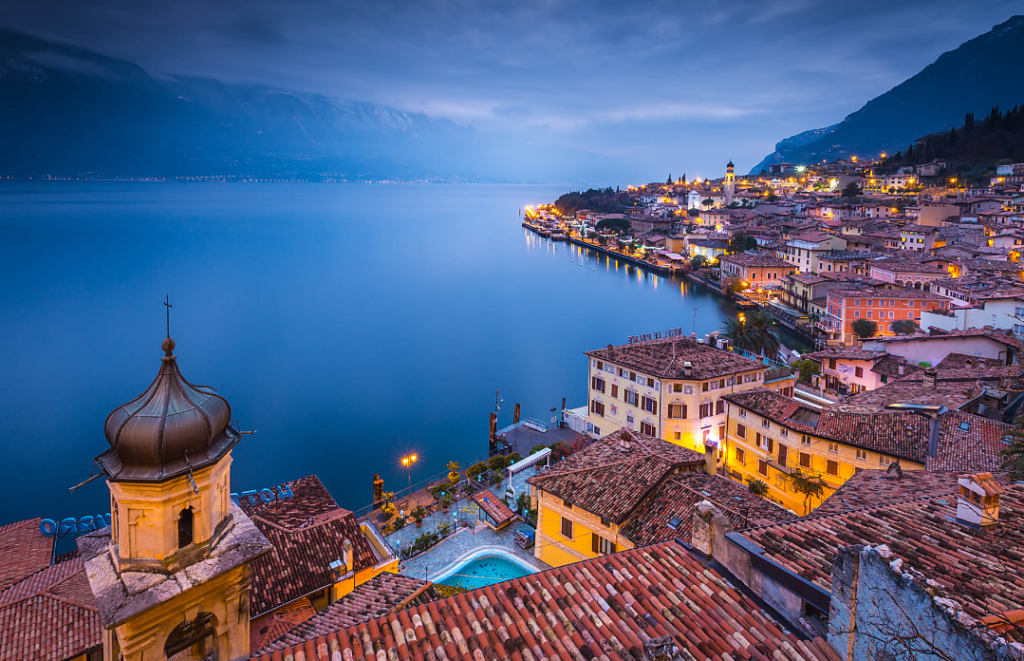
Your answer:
[1,0,1021,180]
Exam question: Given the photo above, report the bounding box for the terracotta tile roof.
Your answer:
[723,388,1009,469]
[804,346,884,362]
[0,553,102,661]
[871,327,1020,346]
[833,376,986,413]
[813,468,985,515]
[528,429,705,524]
[585,336,764,380]
[867,259,945,273]
[787,273,835,285]
[868,355,921,378]
[259,574,439,655]
[240,475,380,616]
[619,474,794,547]
[720,253,791,268]
[741,481,1024,634]
[251,541,834,661]
[471,489,517,528]
[935,352,1008,370]
[0,518,54,593]
[925,411,1014,471]
[250,597,317,652]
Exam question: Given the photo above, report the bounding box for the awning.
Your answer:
[471,489,517,529]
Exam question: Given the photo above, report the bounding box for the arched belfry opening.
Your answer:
[164,612,215,660]
[178,506,194,548]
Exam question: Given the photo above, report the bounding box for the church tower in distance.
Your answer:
[725,160,735,206]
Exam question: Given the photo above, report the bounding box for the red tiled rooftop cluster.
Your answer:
[252,542,834,661]
[742,480,1024,633]
[528,429,704,525]
[240,475,379,617]
[585,336,764,381]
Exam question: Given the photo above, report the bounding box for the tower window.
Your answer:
[178,506,194,548]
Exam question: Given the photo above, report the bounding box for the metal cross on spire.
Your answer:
[164,295,172,338]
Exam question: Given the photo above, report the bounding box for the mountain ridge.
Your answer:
[751,15,1024,173]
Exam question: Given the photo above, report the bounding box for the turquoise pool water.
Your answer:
[436,555,535,589]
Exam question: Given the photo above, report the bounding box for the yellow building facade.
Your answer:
[534,491,635,567]
[584,336,795,457]
[720,391,925,515]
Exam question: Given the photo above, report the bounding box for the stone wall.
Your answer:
[829,545,1024,661]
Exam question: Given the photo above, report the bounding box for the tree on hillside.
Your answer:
[852,318,878,339]
[702,198,715,209]
[728,232,758,254]
[595,217,630,233]
[667,174,673,185]
[841,182,861,199]
[690,254,709,270]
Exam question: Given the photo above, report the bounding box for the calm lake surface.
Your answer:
[0,182,807,523]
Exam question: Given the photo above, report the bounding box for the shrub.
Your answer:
[530,444,548,455]
[430,484,449,498]
[381,502,396,516]
[507,452,522,463]
[488,455,510,471]
[550,442,574,461]
[466,461,489,479]
[411,506,427,522]
[791,359,821,385]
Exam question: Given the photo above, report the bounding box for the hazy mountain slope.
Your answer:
[751,15,1024,173]
[0,28,478,179]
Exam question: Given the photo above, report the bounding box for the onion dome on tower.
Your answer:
[95,336,241,482]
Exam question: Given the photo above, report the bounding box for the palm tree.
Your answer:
[747,478,769,499]
[746,309,781,359]
[721,309,780,359]
[789,469,826,515]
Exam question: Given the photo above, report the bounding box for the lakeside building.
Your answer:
[718,252,793,288]
[525,428,793,568]
[778,231,848,272]
[583,336,795,451]
[720,386,1012,514]
[821,287,950,345]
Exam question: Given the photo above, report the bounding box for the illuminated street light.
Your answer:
[401,454,418,499]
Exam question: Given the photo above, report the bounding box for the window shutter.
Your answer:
[767,437,774,453]
[778,444,788,467]
[592,533,599,554]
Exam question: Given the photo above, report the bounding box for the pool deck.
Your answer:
[394,467,551,583]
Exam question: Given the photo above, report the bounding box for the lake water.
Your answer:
[0,182,806,524]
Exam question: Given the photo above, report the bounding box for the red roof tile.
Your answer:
[240,475,380,616]
[620,474,794,547]
[0,554,101,661]
[250,597,317,652]
[741,480,1024,634]
[528,429,704,524]
[251,542,833,661]
[586,336,765,380]
[0,518,54,593]
[258,573,438,655]
[470,489,517,528]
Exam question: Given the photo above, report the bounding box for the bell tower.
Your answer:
[80,335,272,661]
[725,160,735,206]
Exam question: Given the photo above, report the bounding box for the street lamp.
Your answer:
[401,454,418,499]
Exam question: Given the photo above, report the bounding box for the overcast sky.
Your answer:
[2,0,1022,181]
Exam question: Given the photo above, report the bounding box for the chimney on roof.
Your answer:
[956,473,1005,530]
[884,460,903,480]
[344,538,354,572]
[683,361,693,378]
[619,431,633,451]
[607,343,615,358]
[703,438,718,477]
[924,368,937,389]
[898,359,905,376]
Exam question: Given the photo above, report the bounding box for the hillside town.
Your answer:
[5,156,1024,661]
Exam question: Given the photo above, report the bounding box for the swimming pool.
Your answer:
[432,550,538,590]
